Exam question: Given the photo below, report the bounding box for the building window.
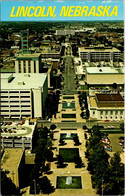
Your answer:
[24,61,26,73]
[93,111,95,115]
[9,91,19,93]
[120,111,123,115]
[34,61,36,73]
[121,116,122,119]
[101,117,102,119]
[19,61,21,73]
[100,111,103,115]
[116,116,117,119]
[106,116,107,119]
[110,111,113,115]
[28,61,31,73]
[105,111,108,115]
[111,117,112,119]
[10,96,19,98]
[115,111,118,115]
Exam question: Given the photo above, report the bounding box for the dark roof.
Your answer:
[96,94,124,102]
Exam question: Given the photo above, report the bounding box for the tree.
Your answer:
[1,170,22,195]
[50,124,56,130]
[75,157,84,168]
[83,125,87,130]
[57,155,64,167]
[59,138,65,145]
[86,110,90,118]
[39,176,55,194]
[80,112,85,118]
[120,123,124,132]
[104,153,124,195]
[112,82,117,89]
[45,149,53,162]
[73,135,80,145]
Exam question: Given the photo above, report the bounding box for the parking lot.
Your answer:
[108,133,124,153]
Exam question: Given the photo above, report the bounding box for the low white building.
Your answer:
[79,45,120,62]
[88,93,124,120]
[85,67,124,85]
[1,73,48,119]
[1,119,37,150]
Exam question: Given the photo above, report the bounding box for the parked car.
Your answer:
[104,146,112,152]
[105,120,109,122]
[8,122,12,125]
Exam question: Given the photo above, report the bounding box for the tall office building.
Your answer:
[1,73,48,119]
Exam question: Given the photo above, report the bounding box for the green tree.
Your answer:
[57,155,64,167]
[120,123,124,132]
[45,149,53,162]
[109,153,124,195]
[39,176,55,194]
[1,170,22,195]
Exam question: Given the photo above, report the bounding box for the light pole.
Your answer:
[102,178,104,196]
[33,179,36,196]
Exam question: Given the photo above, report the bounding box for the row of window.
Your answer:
[1,110,31,112]
[0,91,30,93]
[1,100,30,103]
[1,105,30,107]
[100,111,123,115]
[100,116,123,119]
[18,60,37,73]
[93,111,123,115]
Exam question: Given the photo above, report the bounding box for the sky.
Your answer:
[1,0,124,21]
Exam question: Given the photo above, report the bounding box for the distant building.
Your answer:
[88,93,124,120]
[41,49,60,59]
[1,148,25,188]
[56,30,75,35]
[1,73,48,119]
[79,45,121,62]
[85,67,124,85]
[75,27,96,33]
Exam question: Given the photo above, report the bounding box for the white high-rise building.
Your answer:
[1,73,48,119]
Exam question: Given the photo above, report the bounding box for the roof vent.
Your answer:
[24,74,30,77]
[17,81,25,85]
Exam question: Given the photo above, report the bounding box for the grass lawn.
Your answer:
[56,176,82,189]
[81,85,88,90]
[59,148,79,162]
[108,133,124,152]
[60,133,77,140]
[62,102,75,109]
[63,96,74,99]
[62,114,76,118]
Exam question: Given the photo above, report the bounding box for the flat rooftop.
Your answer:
[89,96,124,108]
[86,67,124,74]
[1,73,47,90]
[79,46,120,52]
[1,148,24,173]
[16,53,41,58]
[41,49,60,54]
[96,93,124,102]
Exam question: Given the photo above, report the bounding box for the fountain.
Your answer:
[66,176,72,185]
[67,102,71,107]
[66,132,71,138]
